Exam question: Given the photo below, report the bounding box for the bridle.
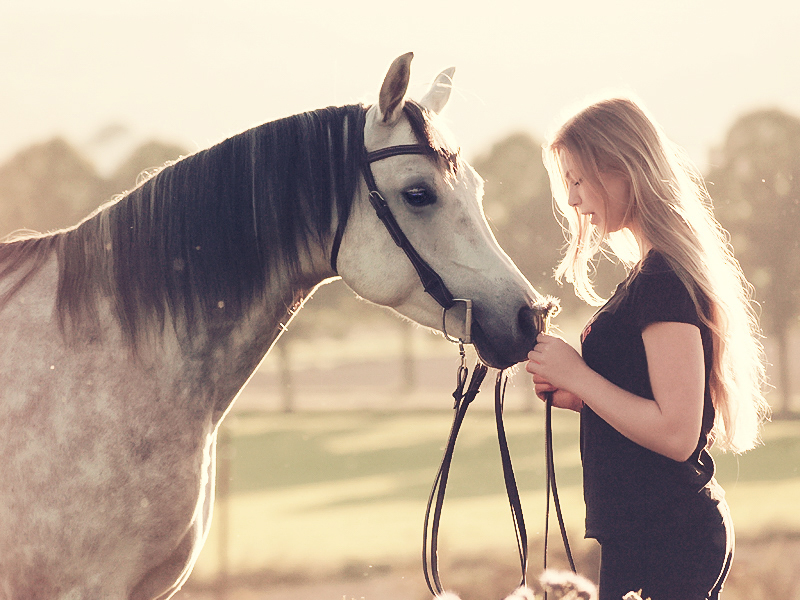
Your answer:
[330,141,472,345]
[331,126,572,598]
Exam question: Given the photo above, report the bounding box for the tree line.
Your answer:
[1,109,797,415]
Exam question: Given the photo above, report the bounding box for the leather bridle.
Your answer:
[329,138,534,595]
[330,142,473,345]
[329,125,573,598]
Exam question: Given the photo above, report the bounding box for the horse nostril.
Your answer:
[518,298,561,340]
[517,305,539,340]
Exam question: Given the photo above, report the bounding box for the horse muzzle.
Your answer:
[468,297,560,369]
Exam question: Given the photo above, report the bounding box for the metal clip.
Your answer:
[453,342,468,408]
[442,298,472,345]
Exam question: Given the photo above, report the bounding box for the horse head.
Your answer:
[335,53,556,369]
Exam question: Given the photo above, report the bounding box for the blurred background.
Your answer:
[2,1,799,599]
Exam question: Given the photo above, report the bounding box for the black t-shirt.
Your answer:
[580,251,717,540]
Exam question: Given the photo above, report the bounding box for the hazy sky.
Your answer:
[2,0,799,173]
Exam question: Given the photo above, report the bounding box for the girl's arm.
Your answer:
[526,323,704,462]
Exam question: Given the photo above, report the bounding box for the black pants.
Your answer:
[597,488,734,600]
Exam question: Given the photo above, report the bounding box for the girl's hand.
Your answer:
[525,333,587,412]
[531,372,557,398]
[531,373,584,412]
[525,333,587,391]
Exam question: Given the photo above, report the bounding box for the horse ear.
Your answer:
[378,52,413,125]
[420,67,455,114]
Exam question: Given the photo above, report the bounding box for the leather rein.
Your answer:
[423,361,530,598]
[424,314,573,600]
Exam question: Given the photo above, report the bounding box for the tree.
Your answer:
[103,140,189,200]
[706,109,800,416]
[0,138,103,237]
[473,131,625,318]
[0,137,191,239]
[473,132,567,304]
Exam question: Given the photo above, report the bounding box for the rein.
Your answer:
[422,366,576,600]
[543,393,577,592]
[422,353,531,599]
[423,348,489,596]
[422,306,564,600]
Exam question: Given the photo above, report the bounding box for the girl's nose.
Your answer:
[567,186,581,207]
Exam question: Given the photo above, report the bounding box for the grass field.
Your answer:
[182,407,800,598]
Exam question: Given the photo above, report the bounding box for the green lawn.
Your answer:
[189,409,800,583]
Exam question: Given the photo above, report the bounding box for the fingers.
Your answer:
[536,332,564,343]
[531,372,556,401]
[528,333,559,361]
[526,337,550,371]
[526,347,543,366]
[534,385,558,402]
[533,378,556,391]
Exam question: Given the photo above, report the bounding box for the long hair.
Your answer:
[542,96,769,453]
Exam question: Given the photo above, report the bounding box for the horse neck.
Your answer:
[196,278,314,421]
[112,224,329,420]
[38,105,364,417]
[45,165,335,422]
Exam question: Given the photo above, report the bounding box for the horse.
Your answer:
[0,53,552,599]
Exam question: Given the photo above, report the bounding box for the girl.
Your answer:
[526,97,769,600]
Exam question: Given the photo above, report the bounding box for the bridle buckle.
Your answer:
[442,298,472,345]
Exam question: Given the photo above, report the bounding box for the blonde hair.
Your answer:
[543,96,769,453]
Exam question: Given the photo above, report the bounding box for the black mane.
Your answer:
[0,100,459,351]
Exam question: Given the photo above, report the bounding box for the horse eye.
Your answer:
[402,187,436,207]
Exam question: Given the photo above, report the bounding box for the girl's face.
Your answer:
[559,151,631,234]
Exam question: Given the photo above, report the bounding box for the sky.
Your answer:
[2,0,799,175]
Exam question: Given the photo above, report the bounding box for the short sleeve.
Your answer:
[630,253,701,331]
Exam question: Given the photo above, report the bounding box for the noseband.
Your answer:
[330,142,472,344]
